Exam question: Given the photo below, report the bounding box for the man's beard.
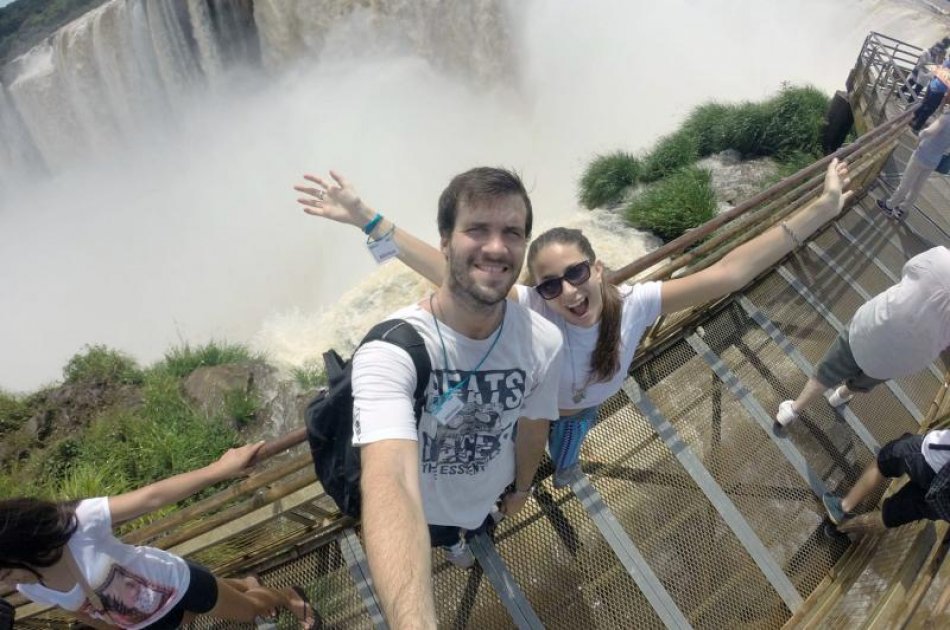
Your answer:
[446,249,517,311]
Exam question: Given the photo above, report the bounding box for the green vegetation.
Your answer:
[0,390,29,434]
[579,84,830,240]
[292,361,328,390]
[0,0,109,63]
[625,167,716,242]
[640,132,700,183]
[160,341,256,378]
[578,152,641,209]
[63,344,144,385]
[0,345,242,503]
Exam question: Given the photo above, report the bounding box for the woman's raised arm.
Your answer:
[659,158,853,314]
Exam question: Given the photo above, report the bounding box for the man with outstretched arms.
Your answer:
[347,168,562,628]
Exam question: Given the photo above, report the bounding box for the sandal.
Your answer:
[290,585,323,630]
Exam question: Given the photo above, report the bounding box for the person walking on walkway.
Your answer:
[879,110,950,220]
[776,246,950,426]
[911,57,950,133]
[900,42,945,104]
[822,428,950,536]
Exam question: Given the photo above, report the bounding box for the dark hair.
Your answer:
[437,167,533,239]
[526,227,622,383]
[0,498,79,581]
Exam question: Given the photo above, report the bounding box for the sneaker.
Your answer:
[775,400,799,427]
[876,198,895,217]
[553,463,582,489]
[891,205,907,222]
[822,493,854,526]
[443,540,475,569]
[827,386,854,407]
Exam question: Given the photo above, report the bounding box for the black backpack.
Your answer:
[305,319,431,518]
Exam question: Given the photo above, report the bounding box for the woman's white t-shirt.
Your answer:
[17,498,190,629]
[516,281,663,410]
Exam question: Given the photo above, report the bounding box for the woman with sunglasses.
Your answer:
[295,159,852,488]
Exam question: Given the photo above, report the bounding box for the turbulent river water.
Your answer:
[0,0,947,391]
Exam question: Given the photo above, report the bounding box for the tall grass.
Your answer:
[625,167,716,242]
[160,341,257,378]
[292,361,329,390]
[578,152,641,209]
[639,131,700,183]
[0,390,28,434]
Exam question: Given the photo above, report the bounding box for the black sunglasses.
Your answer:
[535,260,592,300]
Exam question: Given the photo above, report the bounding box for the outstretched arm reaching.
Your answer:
[107,441,264,525]
[295,171,448,287]
[659,158,853,314]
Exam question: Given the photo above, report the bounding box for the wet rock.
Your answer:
[696,151,779,211]
[183,361,274,416]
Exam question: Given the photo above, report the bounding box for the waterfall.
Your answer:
[0,0,510,184]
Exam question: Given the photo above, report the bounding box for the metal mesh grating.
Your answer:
[584,389,790,628]
[490,471,666,629]
[188,530,373,629]
[641,310,850,599]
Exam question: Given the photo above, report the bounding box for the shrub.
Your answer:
[161,341,256,378]
[63,345,143,385]
[0,390,29,434]
[682,102,733,155]
[292,361,328,390]
[578,152,641,209]
[625,167,716,241]
[640,131,700,183]
[760,85,829,158]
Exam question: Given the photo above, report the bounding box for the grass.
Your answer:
[292,361,329,390]
[640,131,700,183]
[63,344,143,385]
[0,390,29,434]
[160,341,256,378]
[625,167,717,242]
[578,152,641,209]
[223,389,260,427]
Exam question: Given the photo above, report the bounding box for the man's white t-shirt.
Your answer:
[18,498,189,629]
[849,246,950,379]
[351,301,562,530]
[516,281,663,411]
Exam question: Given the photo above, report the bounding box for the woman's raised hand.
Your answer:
[821,158,854,214]
[294,170,374,228]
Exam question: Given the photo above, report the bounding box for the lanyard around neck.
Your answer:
[429,294,506,391]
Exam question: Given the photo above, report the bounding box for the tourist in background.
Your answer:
[776,246,950,426]
[900,41,945,104]
[0,442,319,629]
[822,428,950,535]
[879,110,950,220]
[910,56,950,133]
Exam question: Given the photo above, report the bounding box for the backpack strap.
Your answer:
[360,319,432,411]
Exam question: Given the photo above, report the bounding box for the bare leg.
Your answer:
[791,377,828,413]
[202,577,308,625]
[841,462,885,513]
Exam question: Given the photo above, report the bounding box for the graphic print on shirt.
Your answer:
[421,368,526,476]
[81,563,176,626]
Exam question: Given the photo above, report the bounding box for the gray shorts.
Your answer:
[815,329,885,393]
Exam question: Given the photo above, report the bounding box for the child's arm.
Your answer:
[107,441,264,525]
